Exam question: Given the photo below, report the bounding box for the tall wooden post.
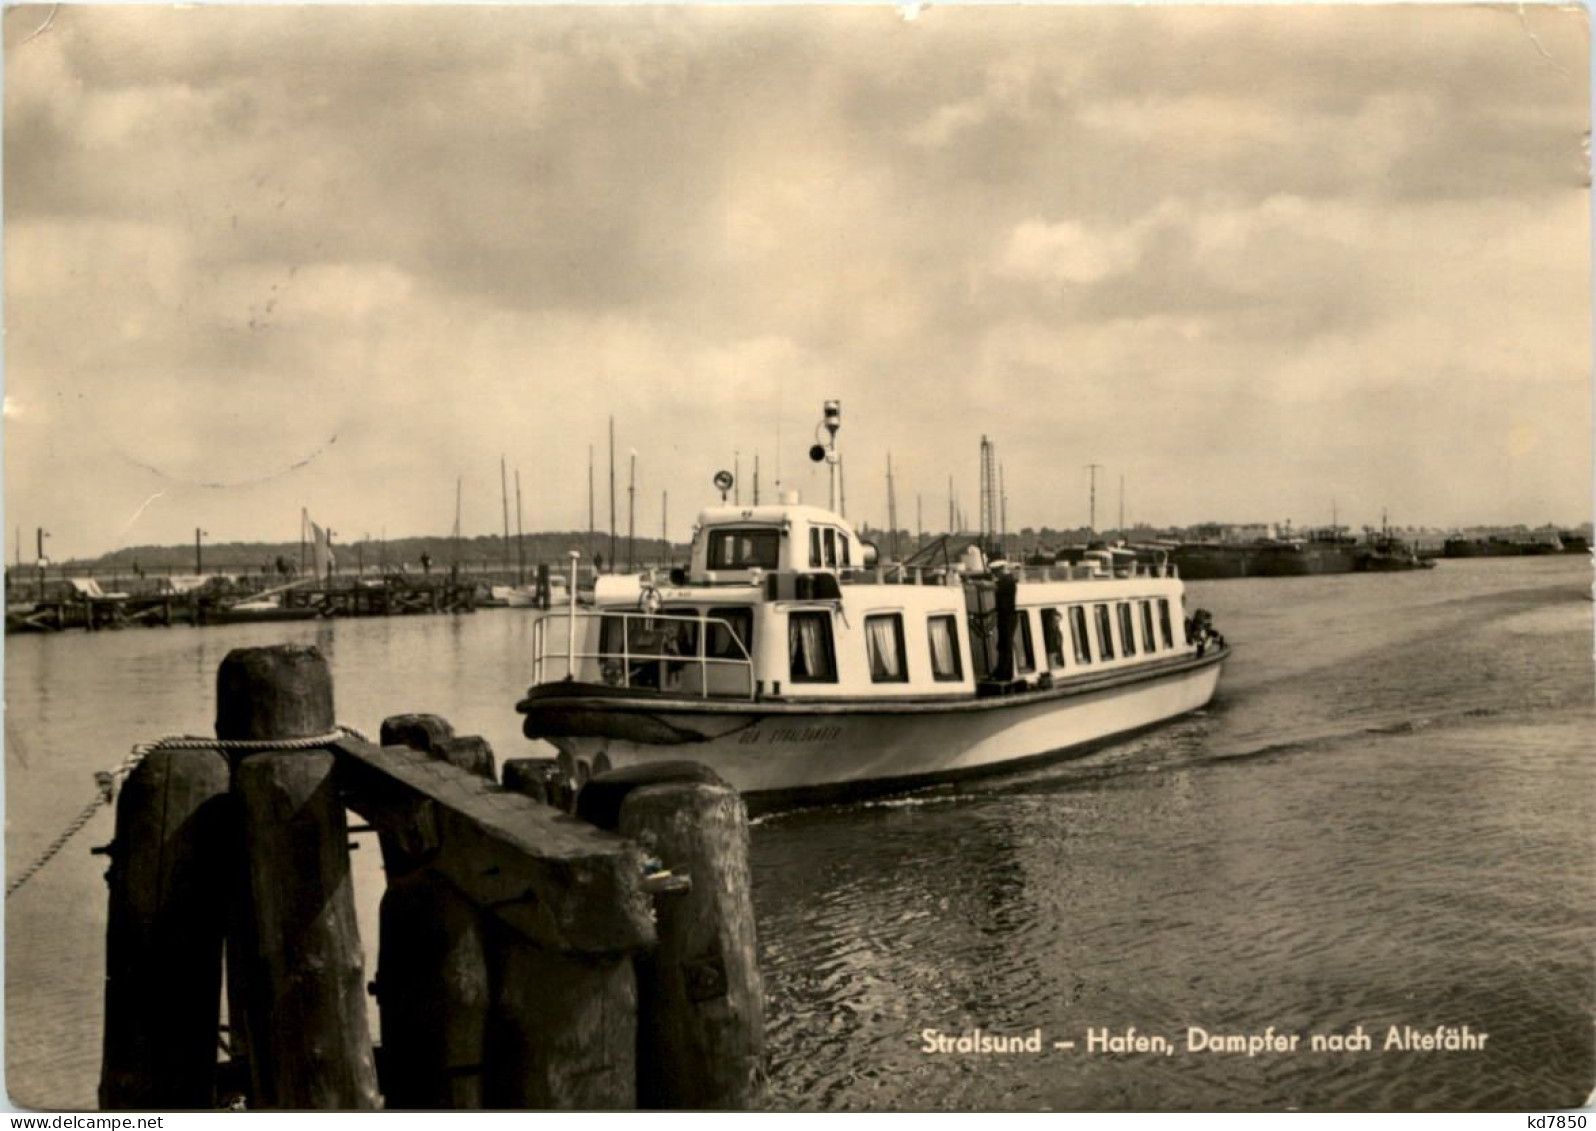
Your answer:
[618,779,765,1109]
[217,645,378,1110]
[99,747,233,1109]
[375,870,489,1108]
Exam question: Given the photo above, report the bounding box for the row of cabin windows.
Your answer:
[614,597,1176,690]
[1033,598,1176,669]
[789,610,963,684]
[808,526,853,569]
[791,599,1174,687]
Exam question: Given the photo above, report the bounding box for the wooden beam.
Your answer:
[331,738,654,955]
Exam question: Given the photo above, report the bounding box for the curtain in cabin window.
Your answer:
[1042,609,1066,668]
[866,615,905,681]
[789,612,835,681]
[928,616,960,680]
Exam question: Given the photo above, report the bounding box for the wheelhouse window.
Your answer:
[1140,601,1156,653]
[1068,606,1092,664]
[865,614,908,683]
[788,611,837,683]
[1094,604,1116,660]
[1158,599,1175,649]
[823,528,838,567]
[708,528,780,570]
[707,607,753,658]
[1118,603,1137,657]
[1014,611,1036,674]
[928,615,963,681]
[809,528,822,567]
[1041,608,1066,668]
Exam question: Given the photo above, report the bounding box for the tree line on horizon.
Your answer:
[51,518,1593,574]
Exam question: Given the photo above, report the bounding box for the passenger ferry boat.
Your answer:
[519,489,1228,809]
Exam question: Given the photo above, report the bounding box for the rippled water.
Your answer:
[5,558,1593,1110]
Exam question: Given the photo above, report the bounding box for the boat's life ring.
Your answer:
[638,585,663,615]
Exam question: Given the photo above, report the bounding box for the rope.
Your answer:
[6,725,369,899]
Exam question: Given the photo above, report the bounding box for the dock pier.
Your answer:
[97,644,764,1110]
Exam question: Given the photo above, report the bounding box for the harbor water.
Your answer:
[5,557,1592,1110]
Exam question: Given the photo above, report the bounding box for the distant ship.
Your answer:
[1173,526,1432,579]
[1172,529,1358,580]
[1443,534,1570,558]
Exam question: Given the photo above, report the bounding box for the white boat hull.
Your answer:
[523,650,1224,807]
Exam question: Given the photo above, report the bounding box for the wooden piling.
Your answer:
[99,747,233,1110]
[619,779,766,1109]
[485,942,637,1110]
[220,645,379,1110]
[500,757,566,808]
[375,870,489,1109]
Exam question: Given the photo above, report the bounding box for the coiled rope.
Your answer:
[6,725,369,899]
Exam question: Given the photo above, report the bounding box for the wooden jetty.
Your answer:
[7,578,481,634]
[98,644,764,1110]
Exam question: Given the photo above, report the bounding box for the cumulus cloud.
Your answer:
[4,5,1589,555]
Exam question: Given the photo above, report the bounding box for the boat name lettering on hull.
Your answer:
[738,725,844,745]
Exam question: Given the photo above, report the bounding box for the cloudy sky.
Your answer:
[4,4,1590,559]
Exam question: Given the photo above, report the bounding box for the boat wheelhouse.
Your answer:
[519,497,1228,809]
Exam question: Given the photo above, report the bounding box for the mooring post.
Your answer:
[375,870,489,1109]
[218,645,379,1110]
[484,940,638,1109]
[618,778,766,1109]
[98,747,233,1109]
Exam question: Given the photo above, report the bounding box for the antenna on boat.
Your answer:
[810,400,842,511]
[1085,463,1103,533]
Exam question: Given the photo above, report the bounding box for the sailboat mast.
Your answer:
[515,469,525,586]
[886,453,899,561]
[452,476,462,571]
[608,417,616,574]
[500,457,511,576]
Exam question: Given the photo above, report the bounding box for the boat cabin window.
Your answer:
[1158,599,1175,649]
[707,606,753,658]
[824,529,838,568]
[707,528,780,570]
[1139,601,1156,653]
[1041,608,1066,669]
[865,614,908,683]
[809,528,822,568]
[928,615,963,681]
[599,612,695,690]
[1094,604,1117,660]
[1117,603,1137,657]
[789,611,838,683]
[1014,611,1036,674]
[1068,606,1093,664]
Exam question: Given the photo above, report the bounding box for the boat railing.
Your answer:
[533,610,756,701]
[842,561,1177,586]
